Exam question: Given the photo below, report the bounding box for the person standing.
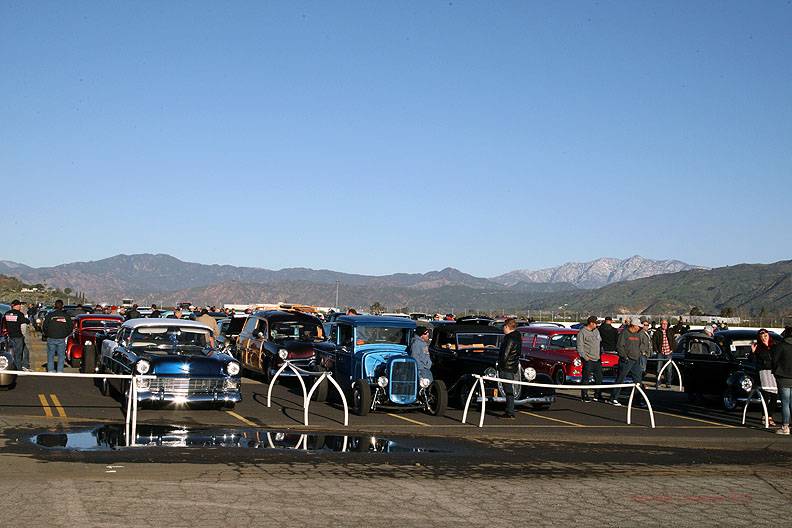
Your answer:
[1,300,30,371]
[125,303,142,320]
[598,316,618,354]
[578,316,603,402]
[42,300,73,373]
[652,319,676,388]
[639,318,652,375]
[752,329,777,427]
[610,319,650,406]
[150,304,161,318]
[772,331,792,435]
[497,317,521,419]
[196,308,219,347]
[408,327,433,381]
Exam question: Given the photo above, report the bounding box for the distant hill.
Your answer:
[521,260,792,317]
[492,255,705,289]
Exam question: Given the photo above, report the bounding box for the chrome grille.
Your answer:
[388,359,417,404]
[146,378,223,394]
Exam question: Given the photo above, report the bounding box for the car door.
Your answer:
[238,316,259,368]
[681,338,727,394]
[336,323,355,383]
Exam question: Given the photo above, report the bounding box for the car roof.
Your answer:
[714,329,782,340]
[75,314,124,321]
[122,318,212,331]
[335,315,417,328]
[433,323,504,334]
[252,310,322,323]
[517,325,577,335]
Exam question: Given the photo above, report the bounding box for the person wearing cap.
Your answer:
[577,316,603,402]
[1,300,30,371]
[42,299,73,372]
[610,318,651,405]
[408,327,433,383]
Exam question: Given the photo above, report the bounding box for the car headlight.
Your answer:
[226,361,241,376]
[573,357,582,367]
[377,376,388,388]
[740,376,753,392]
[419,377,431,389]
[278,348,288,360]
[484,367,497,377]
[135,359,151,375]
[0,356,8,370]
[136,379,150,390]
[84,340,92,346]
[523,367,537,381]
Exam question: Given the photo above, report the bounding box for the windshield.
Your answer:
[225,317,246,335]
[454,333,502,350]
[549,334,576,349]
[270,320,324,342]
[356,326,410,346]
[129,326,209,352]
[82,320,122,330]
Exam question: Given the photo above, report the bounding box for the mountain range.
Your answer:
[2,253,787,317]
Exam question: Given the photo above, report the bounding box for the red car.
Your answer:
[66,314,124,370]
[518,326,620,385]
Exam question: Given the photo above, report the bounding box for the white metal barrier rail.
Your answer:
[0,370,154,447]
[265,361,349,427]
[646,357,684,392]
[462,374,655,428]
[741,387,770,429]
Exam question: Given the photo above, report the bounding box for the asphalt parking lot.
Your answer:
[3,335,792,527]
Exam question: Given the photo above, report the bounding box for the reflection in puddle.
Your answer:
[32,425,442,453]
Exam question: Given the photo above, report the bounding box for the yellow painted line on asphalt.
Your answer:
[519,410,585,427]
[386,413,430,427]
[37,394,53,418]
[49,394,68,419]
[225,411,259,427]
[635,408,736,428]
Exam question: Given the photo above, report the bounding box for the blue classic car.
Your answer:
[315,315,447,416]
[98,318,242,408]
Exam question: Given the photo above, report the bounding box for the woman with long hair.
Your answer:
[752,329,777,427]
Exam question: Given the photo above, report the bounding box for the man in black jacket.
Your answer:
[498,317,521,419]
[43,300,73,372]
[2,300,30,371]
[772,335,792,435]
[599,317,618,353]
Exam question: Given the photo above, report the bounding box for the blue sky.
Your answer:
[2,1,790,276]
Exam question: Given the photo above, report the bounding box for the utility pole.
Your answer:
[335,280,340,309]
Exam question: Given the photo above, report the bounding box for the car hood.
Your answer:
[142,352,237,377]
[358,345,410,378]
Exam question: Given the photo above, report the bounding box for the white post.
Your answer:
[125,378,134,447]
[461,377,479,425]
[634,384,656,428]
[324,373,349,427]
[131,377,139,445]
[478,377,487,428]
[627,385,636,425]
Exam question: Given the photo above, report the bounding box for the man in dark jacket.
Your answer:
[772,335,792,435]
[43,300,73,372]
[652,319,676,388]
[126,304,142,320]
[610,319,650,405]
[598,316,618,353]
[497,317,521,419]
[2,300,30,371]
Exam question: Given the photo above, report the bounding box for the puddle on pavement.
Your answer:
[31,424,444,453]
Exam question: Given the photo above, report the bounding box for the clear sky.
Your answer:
[2,1,790,277]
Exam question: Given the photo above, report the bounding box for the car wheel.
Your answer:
[352,379,371,416]
[425,379,448,417]
[722,388,738,412]
[553,368,565,385]
[221,402,236,410]
[99,377,110,396]
[531,403,551,411]
[82,345,96,374]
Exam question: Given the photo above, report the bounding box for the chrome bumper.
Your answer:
[136,391,242,404]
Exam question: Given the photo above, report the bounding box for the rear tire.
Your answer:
[82,345,96,374]
[722,388,738,412]
[426,379,448,417]
[352,379,371,416]
[312,374,329,402]
[553,368,565,385]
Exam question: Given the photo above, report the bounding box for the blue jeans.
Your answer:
[10,337,29,370]
[47,338,67,372]
[499,370,518,416]
[656,355,676,387]
[779,386,792,426]
[611,357,644,401]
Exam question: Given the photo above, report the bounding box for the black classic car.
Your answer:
[236,310,335,381]
[675,329,782,410]
[216,314,248,357]
[429,323,555,410]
